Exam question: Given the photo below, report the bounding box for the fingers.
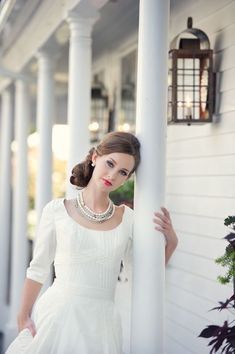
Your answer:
[153,207,172,233]
[154,214,171,227]
[161,206,170,217]
[27,325,36,337]
[154,225,164,232]
[154,207,171,222]
[153,217,169,231]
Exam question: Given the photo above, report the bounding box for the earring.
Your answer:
[91,162,95,167]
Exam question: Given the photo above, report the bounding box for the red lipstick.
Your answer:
[102,178,112,186]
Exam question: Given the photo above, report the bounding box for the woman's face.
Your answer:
[91,152,135,192]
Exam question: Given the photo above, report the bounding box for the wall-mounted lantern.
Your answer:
[90,75,108,142]
[118,50,137,133]
[119,81,135,133]
[168,17,215,125]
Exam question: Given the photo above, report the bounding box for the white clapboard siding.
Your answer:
[165,334,194,354]
[175,231,227,259]
[170,0,233,36]
[165,302,231,354]
[166,283,234,324]
[165,317,208,354]
[217,68,235,92]
[210,24,235,53]
[166,268,232,302]
[167,132,235,158]
[168,251,223,281]
[217,90,235,114]
[170,212,227,238]
[167,155,235,177]
[166,302,216,340]
[214,45,235,71]
[166,176,235,198]
[166,195,234,218]
[167,111,235,140]
[166,2,235,353]
[196,1,235,34]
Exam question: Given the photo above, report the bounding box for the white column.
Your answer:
[7,80,30,337]
[131,0,170,353]
[0,88,13,332]
[66,3,98,198]
[35,51,55,216]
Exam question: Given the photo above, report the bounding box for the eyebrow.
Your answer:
[110,158,130,172]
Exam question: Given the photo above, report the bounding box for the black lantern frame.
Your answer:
[168,17,215,125]
[90,76,109,142]
[120,81,136,132]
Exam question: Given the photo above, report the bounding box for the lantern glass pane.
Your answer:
[178,75,183,86]
[195,73,200,85]
[177,58,184,68]
[194,90,200,102]
[184,73,193,86]
[184,91,193,103]
[194,106,200,119]
[194,59,200,69]
[177,69,184,75]
[178,90,183,102]
[177,106,184,119]
[185,59,194,69]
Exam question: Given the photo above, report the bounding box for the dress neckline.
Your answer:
[61,198,126,233]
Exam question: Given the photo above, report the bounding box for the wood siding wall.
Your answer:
[166,1,235,353]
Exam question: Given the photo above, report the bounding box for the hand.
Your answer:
[153,207,178,248]
[17,313,36,337]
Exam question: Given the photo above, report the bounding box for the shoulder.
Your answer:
[42,198,64,214]
[122,205,134,238]
[122,204,134,227]
[115,203,133,217]
[123,204,134,216]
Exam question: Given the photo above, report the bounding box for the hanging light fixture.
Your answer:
[168,17,215,125]
[90,75,108,142]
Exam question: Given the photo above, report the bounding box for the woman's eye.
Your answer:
[106,160,127,176]
[106,160,114,167]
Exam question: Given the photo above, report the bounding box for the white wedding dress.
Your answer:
[6,198,133,354]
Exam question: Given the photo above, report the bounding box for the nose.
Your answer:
[107,171,117,181]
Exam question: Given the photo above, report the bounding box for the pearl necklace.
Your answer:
[75,189,115,223]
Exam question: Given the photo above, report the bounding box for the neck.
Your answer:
[81,182,110,213]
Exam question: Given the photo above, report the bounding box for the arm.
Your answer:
[165,238,178,265]
[17,279,42,335]
[153,207,178,265]
[17,200,56,335]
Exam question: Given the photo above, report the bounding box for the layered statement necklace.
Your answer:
[75,189,115,223]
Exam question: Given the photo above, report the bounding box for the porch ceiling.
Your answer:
[92,0,139,59]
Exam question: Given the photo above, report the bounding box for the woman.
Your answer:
[6,131,178,354]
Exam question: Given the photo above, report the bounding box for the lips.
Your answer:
[102,178,112,186]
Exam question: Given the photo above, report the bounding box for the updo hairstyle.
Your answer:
[70,131,141,188]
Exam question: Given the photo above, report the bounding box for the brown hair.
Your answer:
[70,131,141,188]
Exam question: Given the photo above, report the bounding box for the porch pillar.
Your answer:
[7,79,30,338]
[35,50,55,217]
[131,0,170,353]
[0,88,13,333]
[66,1,98,198]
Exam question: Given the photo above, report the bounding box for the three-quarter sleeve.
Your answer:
[26,200,56,284]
